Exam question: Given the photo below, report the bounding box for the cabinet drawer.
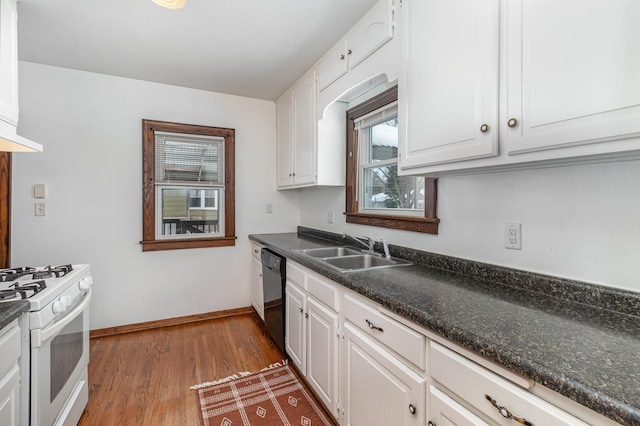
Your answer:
[343,293,425,369]
[306,271,339,311]
[287,261,306,288]
[430,342,589,426]
[0,321,20,376]
[250,242,262,260]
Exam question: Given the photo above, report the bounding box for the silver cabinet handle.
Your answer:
[485,394,534,426]
[365,319,383,332]
[480,123,489,133]
[507,118,518,128]
[408,404,416,415]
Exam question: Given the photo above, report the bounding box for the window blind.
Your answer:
[354,102,398,130]
[155,133,224,185]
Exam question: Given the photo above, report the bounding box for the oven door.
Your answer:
[31,288,91,426]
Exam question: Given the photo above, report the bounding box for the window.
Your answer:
[346,86,439,233]
[141,120,236,251]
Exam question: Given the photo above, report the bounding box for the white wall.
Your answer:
[13,62,300,330]
[300,160,640,292]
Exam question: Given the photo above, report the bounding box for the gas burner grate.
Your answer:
[33,264,74,279]
[0,266,36,282]
[0,289,19,300]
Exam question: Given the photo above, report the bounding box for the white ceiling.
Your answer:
[17,0,379,101]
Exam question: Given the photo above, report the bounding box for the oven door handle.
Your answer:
[32,288,92,348]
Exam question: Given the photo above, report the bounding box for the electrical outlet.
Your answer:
[505,223,521,250]
[327,210,334,224]
[266,202,273,213]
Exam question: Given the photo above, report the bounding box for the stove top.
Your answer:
[0,264,91,310]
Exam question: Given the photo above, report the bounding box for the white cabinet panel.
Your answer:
[317,0,394,93]
[342,322,425,426]
[285,281,306,372]
[399,0,499,168]
[430,342,589,426]
[0,365,19,426]
[429,385,489,426]
[292,73,317,186]
[317,41,349,92]
[306,297,339,414]
[0,0,19,126]
[250,257,264,320]
[276,89,294,187]
[505,0,640,154]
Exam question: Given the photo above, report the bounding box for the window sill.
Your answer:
[345,212,439,234]
[141,236,236,252]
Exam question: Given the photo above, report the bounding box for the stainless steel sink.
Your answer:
[295,246,412,272]
[322,254,412,272]
[298,246,363,258]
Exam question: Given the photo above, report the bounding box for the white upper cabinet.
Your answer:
[398,0,640,176]
[398,0,499,168]
[504,0,640,154]
[0,0,19,126]
[316,0,394,92]
[276,68,318,189]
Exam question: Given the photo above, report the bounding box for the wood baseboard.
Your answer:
[90,306,255,339]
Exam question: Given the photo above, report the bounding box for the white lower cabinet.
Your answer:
[429,385,489,426]
[429,341,589,426]
[0,319,21,426]
[274,256,617,426]
[342,321,425,426]
[250,242,264,320]
[284,262,340,419]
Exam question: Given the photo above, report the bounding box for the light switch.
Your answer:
[35,202,47,216]
[34,184,46,198]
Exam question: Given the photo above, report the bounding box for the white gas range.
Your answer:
[0,264,93,426]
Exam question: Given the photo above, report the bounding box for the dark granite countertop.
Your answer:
[250,228,640,425]
[0,300,29,330]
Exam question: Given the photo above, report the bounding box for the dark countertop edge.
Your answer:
[0,300,30,330]
[249,230,640,425]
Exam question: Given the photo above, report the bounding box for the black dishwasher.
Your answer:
[260,248,286,353]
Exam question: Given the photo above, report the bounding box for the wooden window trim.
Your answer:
[345,86,439,234]
[141,119,236,251]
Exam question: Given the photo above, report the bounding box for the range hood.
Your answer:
[0,122,42,152]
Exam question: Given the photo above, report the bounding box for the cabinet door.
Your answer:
[505,0,640,154]
[342,322,425,426]
[250,257,264,320]
[276,90,294,188]
[398,0,499,169]
[0,0,19,125]
[306,297,339,417]
[317,41,348,92]
[0,365,20,426]
[292,71,317,186]
[429,385,489,426]
[285,281,306,372]
[347,0,394,70]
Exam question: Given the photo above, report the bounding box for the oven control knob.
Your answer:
[52,300,67,314]
[79,276,94,290]
[61,296,72,307]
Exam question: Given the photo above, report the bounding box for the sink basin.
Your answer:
[322,254,412,272]
[295,246,412,272]
[298,246,362,258]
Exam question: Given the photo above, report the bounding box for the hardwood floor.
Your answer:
[79,312,284,425]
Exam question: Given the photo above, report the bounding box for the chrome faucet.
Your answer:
[381,239,391,259]
[343,233,375,254]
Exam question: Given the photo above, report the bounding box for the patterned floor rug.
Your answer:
[191,361,336,426]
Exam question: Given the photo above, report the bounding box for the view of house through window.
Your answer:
[346,86,439,234]
[155,132,224,238]
[357,103,425,213]
[142,120,236,251]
